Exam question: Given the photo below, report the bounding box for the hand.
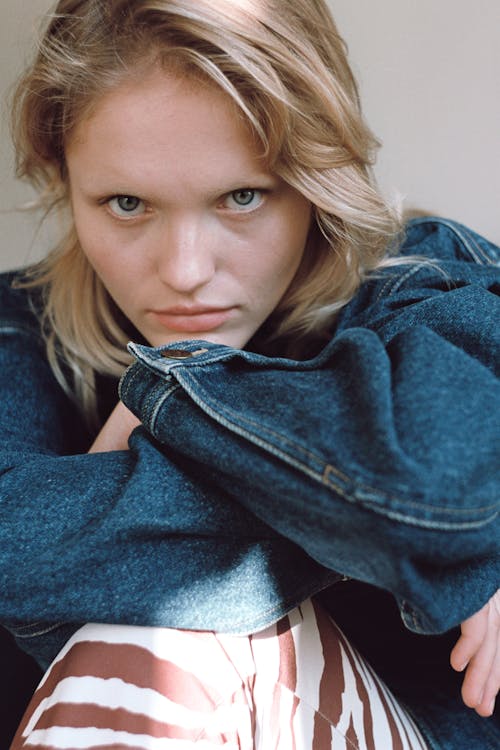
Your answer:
[88,401,141,453]
[450,589,499,717]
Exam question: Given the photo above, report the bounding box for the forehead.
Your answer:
[65,68,269,192]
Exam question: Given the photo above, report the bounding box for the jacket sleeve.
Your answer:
[0,276,334,641]
[119,219,500,634]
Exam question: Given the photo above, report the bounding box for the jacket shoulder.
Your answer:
[400,216,500,265]
[334,217,499,345]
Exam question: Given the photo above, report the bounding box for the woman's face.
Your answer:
[66,68,312,349]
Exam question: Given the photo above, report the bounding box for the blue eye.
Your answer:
[108,195,145,217]
[224,189,263,211]
[232,189,255,206]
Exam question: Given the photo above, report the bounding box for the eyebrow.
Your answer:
[73,171,280,200]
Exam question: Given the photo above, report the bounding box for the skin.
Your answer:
[66,69,312,354]
[450,590,499,717]
[66,67,498,719]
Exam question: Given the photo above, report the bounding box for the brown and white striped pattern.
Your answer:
[11,599,427,749]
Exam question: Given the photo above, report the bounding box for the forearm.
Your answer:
[0,327,333,641]
[119,310,500,634]
[88,401,141,453]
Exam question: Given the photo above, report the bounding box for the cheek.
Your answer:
[252,235,306,309]
[75,236,134,314]
[73,214,134,292]
[73,210,107,272]
[273,204,311,279]
[79,239,119,290]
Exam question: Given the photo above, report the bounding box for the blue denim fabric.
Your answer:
[0,218,498,748]
[119,217,499,629]
[0,284,340,657]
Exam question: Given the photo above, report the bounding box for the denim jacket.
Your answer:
[0,217,498,749]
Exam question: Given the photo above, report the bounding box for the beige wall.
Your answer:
[1,0,499,271]
[330,0,500,244]
[0,0,54,270]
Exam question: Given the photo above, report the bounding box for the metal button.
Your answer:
[161,348,208,359]
[161,349,193,359]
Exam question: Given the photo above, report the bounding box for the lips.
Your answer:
[149,305,236,333]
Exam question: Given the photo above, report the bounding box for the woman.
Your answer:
[1,0,498,747]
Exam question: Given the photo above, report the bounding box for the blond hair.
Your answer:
[12,0,402,422]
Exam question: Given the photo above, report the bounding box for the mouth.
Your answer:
[149,305,236,333]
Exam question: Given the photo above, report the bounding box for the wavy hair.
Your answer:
[12,0,403,422]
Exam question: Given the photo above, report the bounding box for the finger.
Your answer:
[450,607,487,673]
[473,618,500,717]
[475,653,499,716]
[451,632,481,673]
[460,610,499,714]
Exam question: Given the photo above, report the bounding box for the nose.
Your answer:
[154,215,216,294]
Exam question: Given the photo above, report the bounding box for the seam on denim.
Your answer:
[13,621,66,638]
[120,363,174,413]
[412,216,499,265]
[129,341,248,371]
[322,463,350,484]
[143,380,166,424]
[9,620,45,631]
[129,338,340,374]
[180,372,499,516]
[128,338,344,378]
[184,375,499,519]
[374,262,430,303]
[177,375,336,472]
[351,505,497,531]
[399,600,426,633]
[440,220,484,263]
[431,217,498,264]
[148,383,182,433]
[136,366,328,475]
[373,260,457,307]
[118,362,143,402]
[160,371,498,528]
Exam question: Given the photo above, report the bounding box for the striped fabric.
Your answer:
[11,599,427,749]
